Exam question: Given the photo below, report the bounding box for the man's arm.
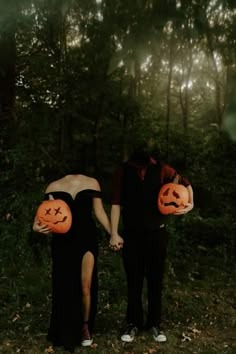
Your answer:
[162,163,194,215]
[109,204,124,250]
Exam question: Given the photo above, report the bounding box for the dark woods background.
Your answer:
[0,0,236,353]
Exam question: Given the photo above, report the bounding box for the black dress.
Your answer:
[45,189,102,353]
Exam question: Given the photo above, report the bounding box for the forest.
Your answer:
[0,0,235,353]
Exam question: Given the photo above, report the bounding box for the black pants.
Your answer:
[122,227,169,329]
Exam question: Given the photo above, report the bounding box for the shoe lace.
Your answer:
[125,324,137,335]
[152,326,159,337]
[82,323,91,340]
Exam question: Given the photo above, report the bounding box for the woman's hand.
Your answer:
[109,233,124,251]
[33,218,52,234]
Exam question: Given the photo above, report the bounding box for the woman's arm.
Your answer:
[109,204,124,250]
[91,178,111,234]
[93,197,111,234]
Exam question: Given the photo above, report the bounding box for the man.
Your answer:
[109,144,194,343]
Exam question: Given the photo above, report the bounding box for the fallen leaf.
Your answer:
[181,332,192,342]
[191,327,201,336]
[12,314,20,322]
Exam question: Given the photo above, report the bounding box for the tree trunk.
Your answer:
[165,36,174,161]
[210,49,224,128]
[179,40,193,165]
[0,28,16,119]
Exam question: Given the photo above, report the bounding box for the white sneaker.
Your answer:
[152,326,167,342]
[81,338,93,347]
[121,324,138,342]
[81,323,93,347]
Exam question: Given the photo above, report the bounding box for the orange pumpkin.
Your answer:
[158,183,189,215]
[36,199,72,233]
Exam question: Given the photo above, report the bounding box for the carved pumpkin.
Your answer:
[158,183,189,215]
[36,199,72,233]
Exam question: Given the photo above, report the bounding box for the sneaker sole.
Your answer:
[121,334,134,342]
[81,339,93,347]
[154,334,167,342]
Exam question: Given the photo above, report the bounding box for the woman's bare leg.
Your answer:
[81,251,94,322]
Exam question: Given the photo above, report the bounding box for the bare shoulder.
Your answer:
[45,176,67,193]
[45,181,57,193]
[82,175,101,191]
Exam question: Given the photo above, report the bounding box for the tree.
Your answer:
[0,2,17,119]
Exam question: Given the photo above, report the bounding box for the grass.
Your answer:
[0,234,235,354]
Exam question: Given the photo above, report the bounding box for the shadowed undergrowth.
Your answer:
[0,230,235,354]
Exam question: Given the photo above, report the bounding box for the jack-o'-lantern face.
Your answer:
[158,183,189,215]
[36,199,72,233]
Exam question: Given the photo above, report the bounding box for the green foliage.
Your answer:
[1,215,235,353]
[0,1,236,352]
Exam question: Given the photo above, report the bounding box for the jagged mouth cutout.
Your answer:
[160,188,183,208]
[162,201,180,208]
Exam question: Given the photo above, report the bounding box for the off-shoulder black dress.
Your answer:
[45,189,102,353]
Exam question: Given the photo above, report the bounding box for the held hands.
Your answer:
[174,202,194,215]
[109,233,124,251]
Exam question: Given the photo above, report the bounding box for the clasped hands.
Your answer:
[109,233,124,251]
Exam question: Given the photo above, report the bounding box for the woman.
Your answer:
[33,174,111,353]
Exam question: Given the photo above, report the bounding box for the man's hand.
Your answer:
[174,202,194,215]
[109,233,124,251]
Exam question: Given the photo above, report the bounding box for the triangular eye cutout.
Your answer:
[173,190,180,198]
[163,188,170,196]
